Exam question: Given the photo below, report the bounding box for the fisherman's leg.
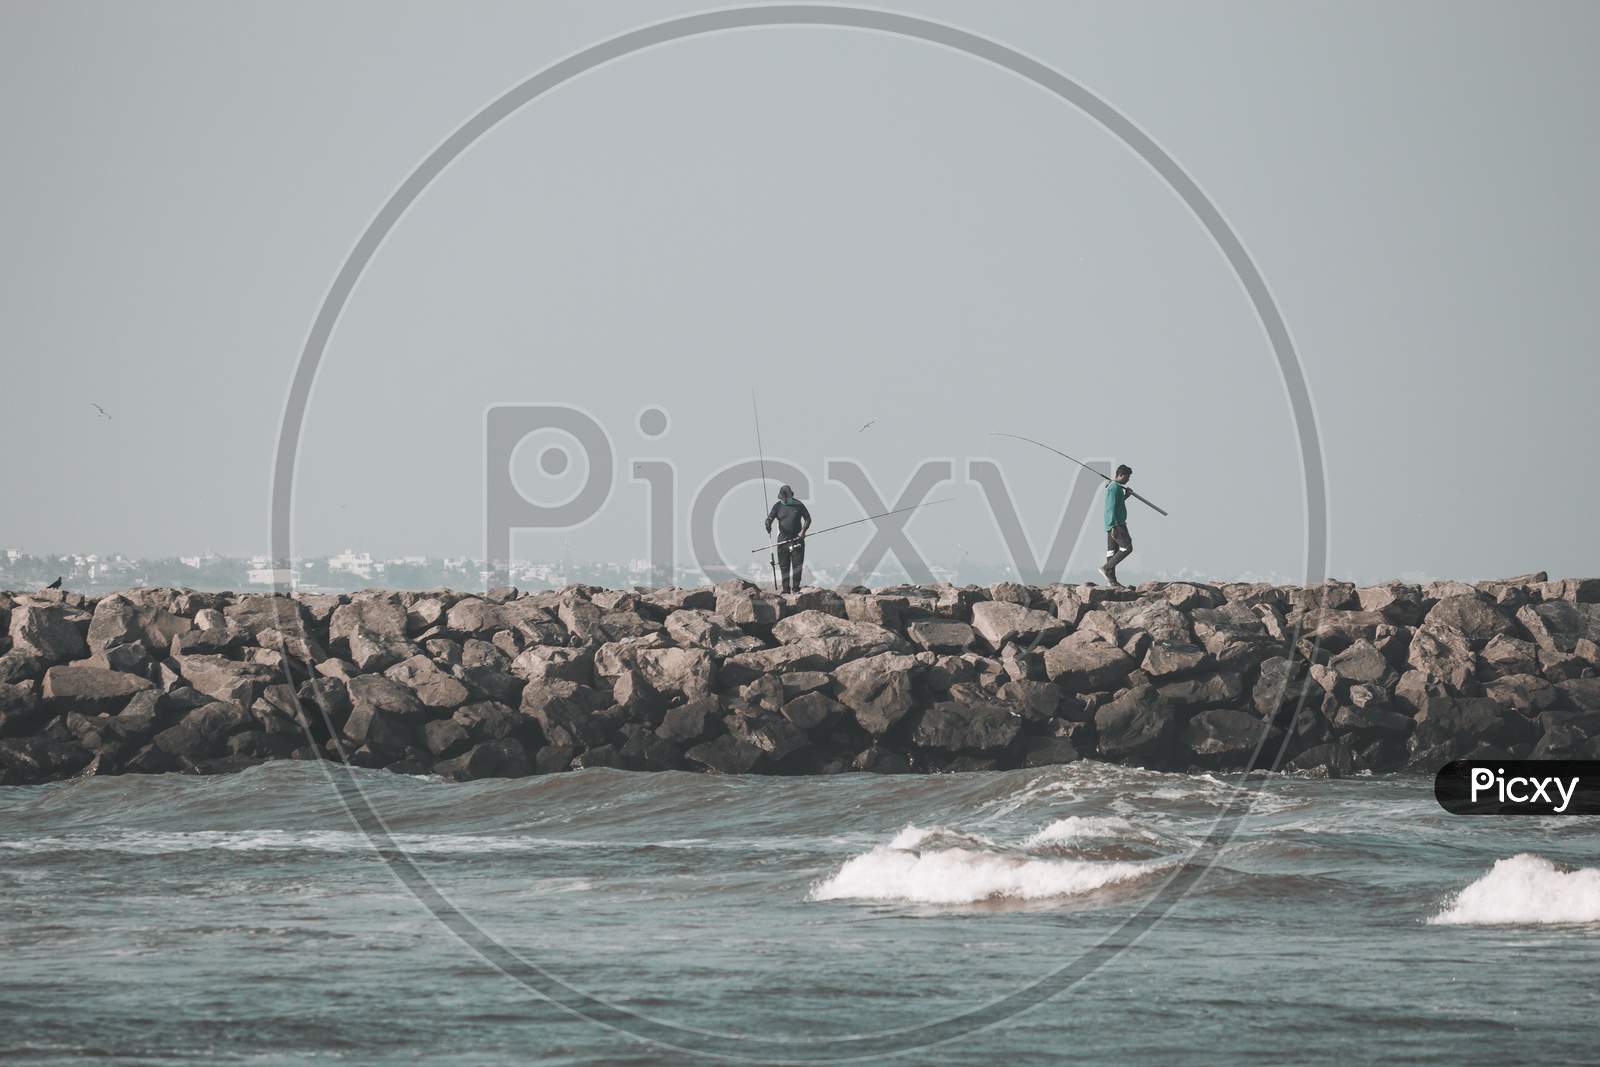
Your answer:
[1110,526,1134,572]
[789,539,805,590]
[1102,526,1132,585]
[776,543,793,593]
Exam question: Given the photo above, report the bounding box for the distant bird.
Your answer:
[91,403,111,420]
[45,577,62,589]
[858,419,876,432]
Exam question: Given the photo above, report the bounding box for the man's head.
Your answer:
[1115,464,1133,484]
[778,484,794,501]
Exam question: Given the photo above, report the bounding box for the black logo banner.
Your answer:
[1435,760,1600,815]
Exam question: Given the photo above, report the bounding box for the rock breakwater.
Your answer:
[2,573,1597,784]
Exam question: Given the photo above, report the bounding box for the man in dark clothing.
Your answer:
[1100,464,1134,588]
[765,484,812,593]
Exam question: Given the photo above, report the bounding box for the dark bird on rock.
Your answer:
[91,403,111,419]
[45,577,62,589]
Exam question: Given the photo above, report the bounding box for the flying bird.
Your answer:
[858,419,876,432]
[45,577,62,589]
[91,403,111,420]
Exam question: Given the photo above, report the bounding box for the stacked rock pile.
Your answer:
[2,573,1596,783]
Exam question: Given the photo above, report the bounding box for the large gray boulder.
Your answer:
[343,675,428,753]
[0,650,45,684]
[658,696,721,745]
[907,620,978,654]
[176,654,276,707]
[329,598,408,644]
[1481,673,1558,713]
[1141,640,1209,680]
[1411,692,1538,751]
[771,611,910,659]
[384,654,470,710]
[633,646,717,700]
[912,700,1022,753]
[1156,672,1245,710]
[224,594,309,640]
[727,712,809,761]
[1407,625,1477,693]
[844,594,908,630]
[453,700,526,743]
[443,597,508,636]
[714,583,781,629]
[1184,708,1279,768]
[511,644,595,685]
[1163,583,1225,612]
[1355,583,1425,625]
[8,602,88,664]
[685,733,765,774]
[519,682,606,748]
[1043,641,1136,693]
[1328,639,1390,685]
[1480,634,1540,678]
[149,701,254,767]
[41,665,155,714]
[0,681,44,737]
[1252,656,1303,717]
[832,652,923,734]
[1422,594,1514,645]
[1103,599,1193,644]
[1093,686,1177,764]
[995,679,1062,722]
[1517,601,1600,654]
[969,602,1067,651]
[779,691,844,730]
[1330,703,1415,738]
[435,739,533,781]
[664,610,763,655]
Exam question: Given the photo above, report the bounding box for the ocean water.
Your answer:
[3,761,1598,1065]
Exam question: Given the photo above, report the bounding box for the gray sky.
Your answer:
[3,0,1596,584]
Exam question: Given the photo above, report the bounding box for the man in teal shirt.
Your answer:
[1100,464,1134,588]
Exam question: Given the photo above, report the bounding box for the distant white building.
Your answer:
[328,549,377,580]
[246,554,298,587]
[247,566,298,587]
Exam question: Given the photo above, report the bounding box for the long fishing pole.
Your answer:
[752,391,779,590]
[751,499,953,554]
[989,432,1170,516]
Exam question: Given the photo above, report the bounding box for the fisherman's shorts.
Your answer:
[1106,523,1132,555]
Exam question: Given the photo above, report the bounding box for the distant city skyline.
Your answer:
[1,541,1451,596]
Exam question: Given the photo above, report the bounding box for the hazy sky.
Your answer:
[3,0,1596,584]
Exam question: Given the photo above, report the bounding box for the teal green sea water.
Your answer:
[3,762,1597,1065]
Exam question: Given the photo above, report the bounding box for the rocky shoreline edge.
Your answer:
[2,574,1597,785]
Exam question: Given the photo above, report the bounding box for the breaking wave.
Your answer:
[809,823,1166,905]
[1430,854,1600,926]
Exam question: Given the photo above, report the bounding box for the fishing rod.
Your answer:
[752,391,779,590]
[989,432,1170,516]
[751,499,953,554]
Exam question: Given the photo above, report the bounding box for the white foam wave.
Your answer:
[1430,854,1600,926]
[810,824,1161,905]
[1023,815,1143,848]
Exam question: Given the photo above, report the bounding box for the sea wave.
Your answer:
[809,823,1165,905]
[1429,853,1600,926]
[1023,815,1145,848]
